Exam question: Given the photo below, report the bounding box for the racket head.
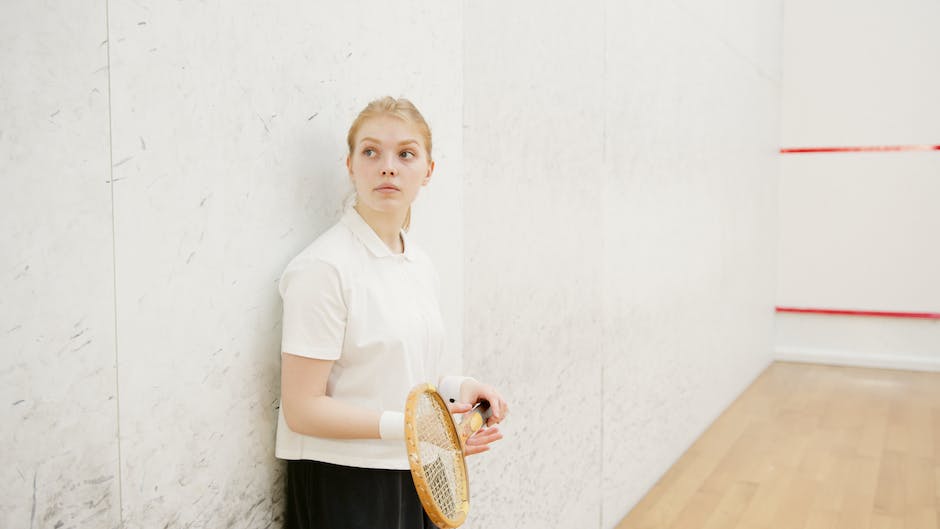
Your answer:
[404,383,470,528]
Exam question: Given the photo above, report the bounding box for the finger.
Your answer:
[487,393,502,420]
[468,427,501,442]
[464,445,490,457]
[465,431,501,449]
[489,392,507,420]
[447,402,472,414]
[467,428,502,446]
[467,433,503,447]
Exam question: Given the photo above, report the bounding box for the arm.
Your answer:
[280,261,391,439]
[280,352,381,439]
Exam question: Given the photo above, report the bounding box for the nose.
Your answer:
[381,156,397,177]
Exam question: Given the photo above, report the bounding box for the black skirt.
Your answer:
[284,459,440,529]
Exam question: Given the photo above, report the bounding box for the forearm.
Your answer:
[282,395,381,439]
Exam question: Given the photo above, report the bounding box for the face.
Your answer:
[346,115,434,218]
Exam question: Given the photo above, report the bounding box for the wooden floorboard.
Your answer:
[615,361,940,529]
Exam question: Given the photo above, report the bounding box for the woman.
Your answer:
[277,96,508,529]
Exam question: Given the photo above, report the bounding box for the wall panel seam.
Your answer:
[104,0,125,525]
[599,0,607,524]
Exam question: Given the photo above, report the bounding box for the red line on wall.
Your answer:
[776,306,940,320]
[780,144,940,154]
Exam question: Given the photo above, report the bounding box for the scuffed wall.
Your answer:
[1,3,120,528]
[2,2,462,528]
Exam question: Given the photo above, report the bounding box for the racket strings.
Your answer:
[415,393,466,518]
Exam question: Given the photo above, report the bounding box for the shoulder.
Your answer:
[290,217,370,265]
[279,221,362,294]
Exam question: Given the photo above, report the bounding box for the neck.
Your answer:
[354,204,406,254]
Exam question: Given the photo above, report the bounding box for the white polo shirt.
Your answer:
[275,206,460,469]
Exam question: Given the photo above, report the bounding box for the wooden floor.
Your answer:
[615,361,940,529]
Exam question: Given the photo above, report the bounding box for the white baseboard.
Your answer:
[775,346,940,372]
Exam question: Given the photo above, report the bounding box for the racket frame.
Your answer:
[404,383,481,528]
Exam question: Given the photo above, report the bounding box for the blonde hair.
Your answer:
[346,97,433,231]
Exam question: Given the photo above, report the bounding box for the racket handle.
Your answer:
[457,401,492,446]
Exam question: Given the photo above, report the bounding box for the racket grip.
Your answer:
[457,401,492,445]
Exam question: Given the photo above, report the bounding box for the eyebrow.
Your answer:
[358,137,420,147]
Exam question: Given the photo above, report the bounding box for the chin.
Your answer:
[360,201,407,215]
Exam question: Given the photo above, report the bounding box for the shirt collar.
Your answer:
[341,206,416,261]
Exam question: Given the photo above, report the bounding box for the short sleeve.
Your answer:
[279,260,346,360]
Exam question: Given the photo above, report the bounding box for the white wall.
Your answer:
[2,2,463,528]
[462,1,780,527]
[462,2,607,526]
[107,3,465,527]
[2,1,781,528]
[778,0,940,371]
[1,4,120,528]
[600,1,781,524]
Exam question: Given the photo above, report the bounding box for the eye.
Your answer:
[362,148,376,157]
[399,151,415,159]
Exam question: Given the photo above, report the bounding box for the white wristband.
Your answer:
[439,376,476,405]
[379,411,405,440]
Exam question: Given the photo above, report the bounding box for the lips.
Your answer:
[375,184,401,192]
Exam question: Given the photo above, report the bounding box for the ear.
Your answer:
[346,155,353,178]
[423,160,435,186]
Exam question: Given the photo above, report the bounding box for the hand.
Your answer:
[464,425,502,456]
[459,379,509,427]
[445,401,504,456]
